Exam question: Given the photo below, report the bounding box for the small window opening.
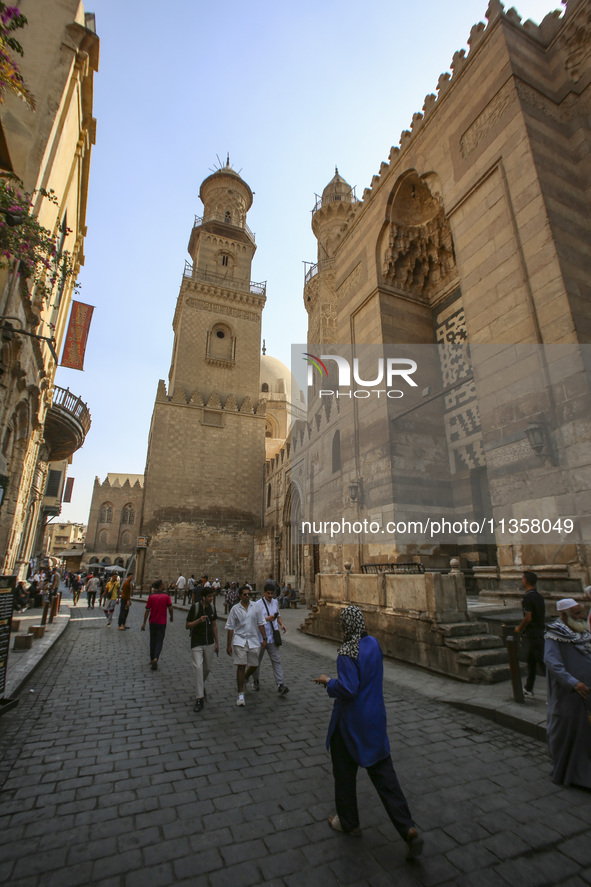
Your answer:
[216,330,225,339]
[222,255,229,266]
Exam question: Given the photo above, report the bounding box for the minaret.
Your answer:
[304,168,356,344]
[139,162,267,585]
[168,158,264,403]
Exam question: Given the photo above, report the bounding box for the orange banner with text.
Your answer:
[60,301,94,370]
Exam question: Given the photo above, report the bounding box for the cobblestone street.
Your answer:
[1,604,591,887]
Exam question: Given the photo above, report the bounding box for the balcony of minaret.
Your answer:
[183,260,266,297]
[188,213,256,253]
[43,386,91,462]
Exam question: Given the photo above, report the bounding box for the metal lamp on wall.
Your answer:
[525,420,558,466]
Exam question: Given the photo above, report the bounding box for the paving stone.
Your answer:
[207,860,261,887]
[2,609,591,887]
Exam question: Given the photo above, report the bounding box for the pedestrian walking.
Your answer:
[544,598,591,788]
[186,588,219,712]
[176,573,186,603]
[225,585,261,706]
[118,573,134,630]
[103,574,120,626]
[251,582,288,695]
[314,605,423,859]
[141,579,173,670]
[514,570,546,697]
[85,573,99,608]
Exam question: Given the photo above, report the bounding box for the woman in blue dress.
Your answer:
[314,605,423,859]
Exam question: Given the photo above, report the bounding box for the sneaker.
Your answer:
[236,693,245,706]
[523,688,534,698]
[278,684,289,696]
[253,679,260,691]
[151,660,158,671]
[193,699,204,712]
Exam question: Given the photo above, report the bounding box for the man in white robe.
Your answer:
[544,598,591,789]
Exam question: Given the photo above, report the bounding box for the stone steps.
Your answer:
[444,634,504,651]
[465,663,513,683]
[455,647,509,667]
[434,621,491,638]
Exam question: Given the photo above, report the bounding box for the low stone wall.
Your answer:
[317,571,468,622]
[302,570,509,682]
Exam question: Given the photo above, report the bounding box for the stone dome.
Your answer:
[260,354,305,404]
[321,168,354,205]
[199,158,253,212]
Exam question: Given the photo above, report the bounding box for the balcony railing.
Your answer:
[194,213,256,243]
[51,386,91,434]
[183,262,266,296]
[304,257,334,284]
[43,386,91,461]
[312,190,358,214]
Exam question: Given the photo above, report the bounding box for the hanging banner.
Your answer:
[60,301,94,370]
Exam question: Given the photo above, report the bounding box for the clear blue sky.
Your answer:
[53,0,557,524]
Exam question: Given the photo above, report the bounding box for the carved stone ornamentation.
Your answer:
[460,79,515,158]
[559,4,591,82]
[383,210,456,298]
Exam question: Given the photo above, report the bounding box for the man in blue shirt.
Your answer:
[314,605,423,860]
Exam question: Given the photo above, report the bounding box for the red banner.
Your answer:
[60,301,94,370]
[62,477,74,502]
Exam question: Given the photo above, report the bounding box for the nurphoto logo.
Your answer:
[304,352,418,399]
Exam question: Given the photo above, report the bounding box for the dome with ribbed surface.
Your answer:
[321,167,354,204]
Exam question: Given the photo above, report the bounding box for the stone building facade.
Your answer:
[44,520,86,558]
[84,474,143,569]
[263,0,591,603]
[0,1,97,576]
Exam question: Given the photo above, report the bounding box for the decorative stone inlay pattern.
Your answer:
[485,437,532,467]
[435,303,486,472]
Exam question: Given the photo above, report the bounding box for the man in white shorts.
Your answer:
[225,585,263,706]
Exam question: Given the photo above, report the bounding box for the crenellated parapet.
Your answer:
[358,1,579,209]
[154,378,266,415]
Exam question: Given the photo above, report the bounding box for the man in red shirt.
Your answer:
[141,579,173,670]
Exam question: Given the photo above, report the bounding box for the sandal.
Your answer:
[328,814,362,836]
[406,827,424,860]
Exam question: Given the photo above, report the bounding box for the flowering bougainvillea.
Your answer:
[0,3,34,108]
[0,175,74,302]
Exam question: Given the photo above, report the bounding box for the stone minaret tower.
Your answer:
[139,161,267,584]
[304,169,356,344]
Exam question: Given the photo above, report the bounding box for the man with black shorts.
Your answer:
[515,570,546,697]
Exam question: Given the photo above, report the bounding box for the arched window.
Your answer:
[121,504,135,525]
[99,530,108,544]
[207,322,234,362]
[101,556,111,565]
[261,382,269,393]
[332,430,341,473]
[121,531,130,547]
[99,503,113,524]
[115,557,124,566]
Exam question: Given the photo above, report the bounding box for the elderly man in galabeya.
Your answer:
[544,598,591,789]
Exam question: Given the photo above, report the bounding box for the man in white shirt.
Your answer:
[225,586,262,706]
[252,582,289,695]
[175,574,186,603]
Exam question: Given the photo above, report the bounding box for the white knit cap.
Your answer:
[556,598,578,611]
